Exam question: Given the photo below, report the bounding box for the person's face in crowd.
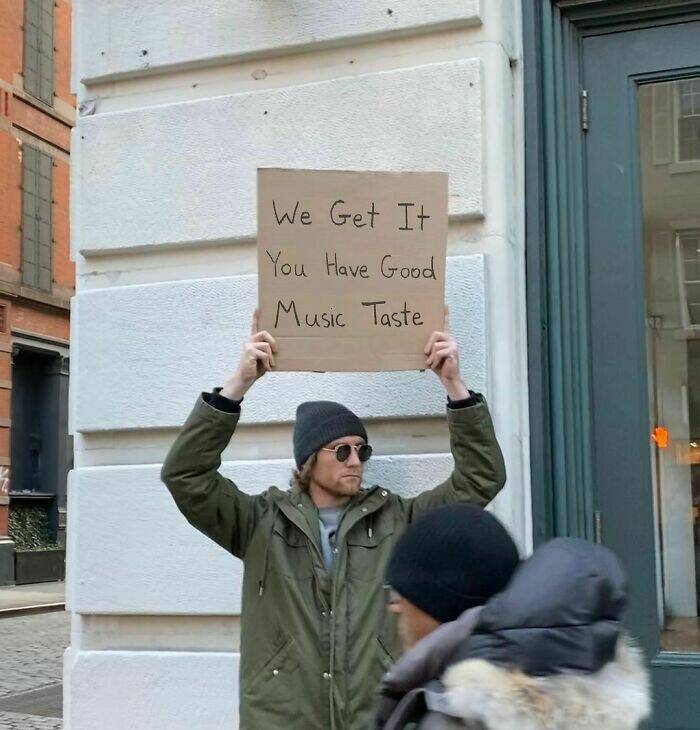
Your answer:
[310,436,367,501]
[387,589,441,650]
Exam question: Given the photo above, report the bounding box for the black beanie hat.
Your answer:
[293,401,368,468]
[386,504,520,624]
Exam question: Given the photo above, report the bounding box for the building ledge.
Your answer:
[0,78,76,129]
[0,281,72,311]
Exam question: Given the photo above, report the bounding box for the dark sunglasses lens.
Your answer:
[358,444,372,462]
[335,444,352,462]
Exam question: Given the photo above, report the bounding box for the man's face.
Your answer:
[388,591,441,651]
[310,435,366,499]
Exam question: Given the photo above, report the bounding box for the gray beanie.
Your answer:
[293,401,367,468]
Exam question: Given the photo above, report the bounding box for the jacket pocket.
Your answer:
[244,633,300,719]
[345,515,395,580]
[270,522,315,579]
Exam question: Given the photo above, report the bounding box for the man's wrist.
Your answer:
[442,377,469,401]
[207,388,242,413]
[220,376,250,401]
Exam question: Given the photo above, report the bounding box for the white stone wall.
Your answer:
[68,1,528,727]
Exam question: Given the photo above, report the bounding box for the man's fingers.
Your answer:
[424,330,448,355]
[427,343,455,369]
[428,352,450,370]
[255,352,273,372]
[251,330,278,352]
[252,342,275,368]
[252,342,272,356]
[443,305,451,333]
[251,308,261,336]
[427,351,446,369]
[247,342,275,369]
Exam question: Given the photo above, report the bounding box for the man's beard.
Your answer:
[318,476,362,498]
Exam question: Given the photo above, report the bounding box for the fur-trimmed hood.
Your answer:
[375,538,652,730]
[440,634,650,729]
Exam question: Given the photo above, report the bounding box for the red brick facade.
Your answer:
[0,1,74,545]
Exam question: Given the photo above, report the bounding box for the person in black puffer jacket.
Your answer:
[375,507,651,730]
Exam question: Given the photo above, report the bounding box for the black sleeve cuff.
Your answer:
[204,387,242,413]
[447,390,482,409]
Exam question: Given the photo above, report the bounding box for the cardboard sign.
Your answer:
[257,169,448,372]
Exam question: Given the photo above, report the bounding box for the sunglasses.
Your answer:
[320,443,373,463]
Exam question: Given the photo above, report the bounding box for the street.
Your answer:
[0,611,68,730]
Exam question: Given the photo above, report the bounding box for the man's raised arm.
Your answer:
[160,311,277,558]
[403,307,506,520]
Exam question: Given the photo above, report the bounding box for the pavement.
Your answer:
[0,710,62,730]
[0,583,65,616]
[0,585,68,729]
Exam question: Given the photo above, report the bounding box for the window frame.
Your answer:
[674,79,700,162]
[20,144,54,293]
[22,0,55,107]
[675,227,700,330]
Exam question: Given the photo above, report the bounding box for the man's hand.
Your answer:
[220,309,277,401]
[424,306,469,400]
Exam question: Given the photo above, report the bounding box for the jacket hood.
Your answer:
[441,635,651,730]
[462,537,627,676]
[375,538,651,730]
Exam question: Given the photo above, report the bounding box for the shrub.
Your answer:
[8,502,60,551]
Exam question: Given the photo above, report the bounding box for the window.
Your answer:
[676,80,700,162]
[677,229,700,329]
[23,0,54,106]
[21,145,53,292]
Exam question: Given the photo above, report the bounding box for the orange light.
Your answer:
[652,426,670,449]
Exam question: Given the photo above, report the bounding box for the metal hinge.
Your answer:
[581,89,589,132]
[594,510,602,544]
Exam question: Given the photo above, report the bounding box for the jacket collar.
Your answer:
[269,484,389,549]
[380,607,483,696]
[375,608,482,730]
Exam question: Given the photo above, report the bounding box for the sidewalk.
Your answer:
[0,583,65,617]
[0,610,68,729]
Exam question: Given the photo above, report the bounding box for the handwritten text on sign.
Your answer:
[257,169,448,372]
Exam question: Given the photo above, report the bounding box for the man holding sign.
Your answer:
[161,171,505,729]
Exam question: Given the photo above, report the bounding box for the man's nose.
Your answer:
[346,448,361,466]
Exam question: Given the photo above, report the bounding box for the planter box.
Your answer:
[14,549,65,585]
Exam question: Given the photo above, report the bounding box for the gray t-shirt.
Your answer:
[318,506,343,572]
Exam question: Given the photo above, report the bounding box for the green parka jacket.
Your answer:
[161,393,506,730]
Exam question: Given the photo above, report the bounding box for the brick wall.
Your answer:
[0,1,74,546]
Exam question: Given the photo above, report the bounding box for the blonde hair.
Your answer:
[291,452,317,492]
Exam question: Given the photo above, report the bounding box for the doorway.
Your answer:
[10,347,69,544]
[583,22,700,725]
[525,4,700,727]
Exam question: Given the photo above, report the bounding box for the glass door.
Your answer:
[583,20,700,728]
[640,79,700,654]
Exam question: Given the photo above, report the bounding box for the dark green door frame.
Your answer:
[524,2,700,727]
[524,0,700,544]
